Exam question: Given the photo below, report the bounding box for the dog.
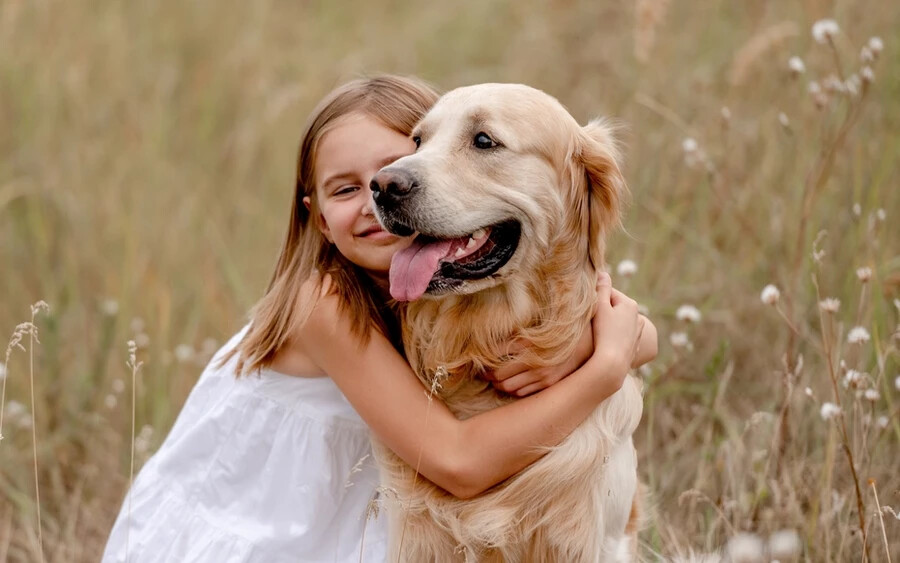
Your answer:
[370,83,644,562]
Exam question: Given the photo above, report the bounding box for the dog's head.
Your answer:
[371,83,626,302]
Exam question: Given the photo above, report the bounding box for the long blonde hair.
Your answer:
[228,75,440,376]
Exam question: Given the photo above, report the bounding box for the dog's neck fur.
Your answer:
[401,232,597,406]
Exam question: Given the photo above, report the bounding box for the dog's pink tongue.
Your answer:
[390,239,453,301]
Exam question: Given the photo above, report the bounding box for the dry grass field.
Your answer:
[1,0,898,560]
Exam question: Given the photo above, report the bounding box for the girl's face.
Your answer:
[308,112,417,285]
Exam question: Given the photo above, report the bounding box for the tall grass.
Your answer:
[1,0,897,560]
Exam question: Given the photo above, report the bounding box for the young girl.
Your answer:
[103,75,656,563]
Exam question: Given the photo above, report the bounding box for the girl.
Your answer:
[103,75,656,563]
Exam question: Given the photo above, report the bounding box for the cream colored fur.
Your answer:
[374,84,644,562]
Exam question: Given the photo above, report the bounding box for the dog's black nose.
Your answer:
[370,168,418,203]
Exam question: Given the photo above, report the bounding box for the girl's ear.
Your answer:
[303,196,333,243]
[576,119,628,271]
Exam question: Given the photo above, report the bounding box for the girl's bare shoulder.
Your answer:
[267,274,340,378]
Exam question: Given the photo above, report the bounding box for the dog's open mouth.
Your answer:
[389,220,521,301]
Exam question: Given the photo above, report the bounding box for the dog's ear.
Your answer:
[574,119,628,271]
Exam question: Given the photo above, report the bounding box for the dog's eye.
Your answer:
[413,136,421,149]
[473,132,497,149]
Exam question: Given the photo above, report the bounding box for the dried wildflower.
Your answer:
[860,66,875,84]
[864,389,880,402]
[135,333,150,349]
[760,284,780,305]
[860,46,874,63]
[174,344,194,363]
[126,340,143,373]
[876,416,889,429]
[345,454,371,488]
[812,248,826,264]
[130,317,145,333]
[0,361,5,381]
[819,298,840,313]
[104,394,117,409]
[812,19,840,44]
[112,378,125,394]
[823,74,844,93]
[31,301,49,317]
[804,387,814,398]
[787,56,805,75]
[807,81,822,95]
[768,529,801,561]
[5,400,28,422]
[895,375,900,391]
[868,36,883,55]
[843,370,864,388]
[876,208,886,221]
[820,402,841,420]
[670,332,690,349]
[778,112,790,128]
[675,304,702,323]
[852,203,862,216]
[847,326,870,344]
[682,137,698,153]
[101,299,119,316]
[856,267,872,282]
[616,259,637,278]
[726,532,765,563]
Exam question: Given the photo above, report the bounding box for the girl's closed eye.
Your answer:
[334,185,360,196]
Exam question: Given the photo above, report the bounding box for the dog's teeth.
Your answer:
[473,228,486,240]
[466,237,477,248]
[455,247,466,257]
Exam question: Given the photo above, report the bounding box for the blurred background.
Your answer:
[1,0,898,560]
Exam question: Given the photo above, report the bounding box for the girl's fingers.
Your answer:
[493,371,540,394]
[514,382,545,397]
[596,272,612,309]
[487,358,532,382]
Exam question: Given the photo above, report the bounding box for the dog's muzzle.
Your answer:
[369,168,420,236]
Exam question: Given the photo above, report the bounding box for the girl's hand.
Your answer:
[589,272,643,394]
[485,325,593,397]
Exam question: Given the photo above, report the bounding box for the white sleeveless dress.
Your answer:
[102,329,387,562]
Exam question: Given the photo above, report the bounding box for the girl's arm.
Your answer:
[296,274,640,499]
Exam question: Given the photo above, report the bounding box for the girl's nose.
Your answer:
[361,199,374,216]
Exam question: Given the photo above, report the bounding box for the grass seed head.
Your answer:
[820,402,841,420]
[768,529,801,561]
[670,331,691,349]
[847,326,870,344]
[760,284,780,305]
[812,19,840,44]
[818,298,840,313]
[868,36,883,54]
[675,304,701,323]
[617,259,638,277]
[726,532,765,562]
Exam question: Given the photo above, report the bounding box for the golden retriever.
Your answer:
[370,83,644,562]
